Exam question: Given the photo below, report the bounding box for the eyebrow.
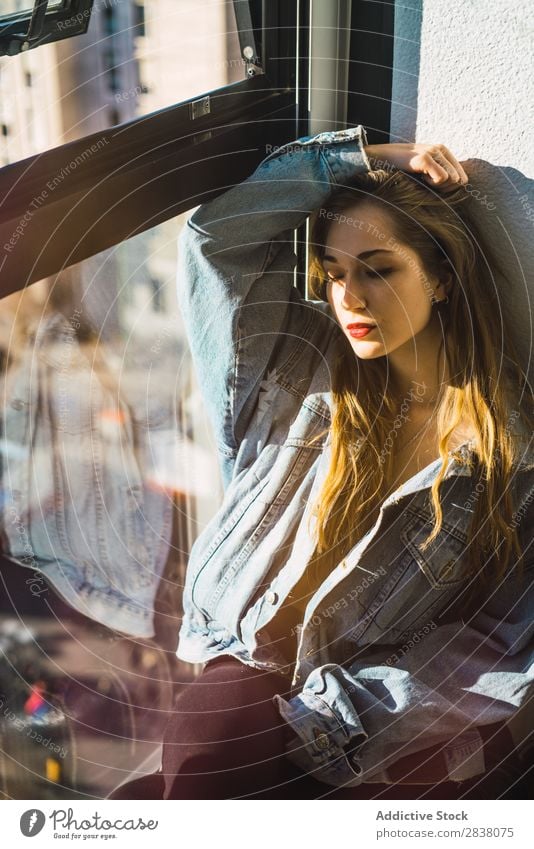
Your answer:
[322,249,395,263]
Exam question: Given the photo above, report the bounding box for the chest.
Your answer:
[385,443,438,497]
[383,416,476,498]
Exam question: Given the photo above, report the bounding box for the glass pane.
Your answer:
[0,0,251,800]
[0,0,247,163]
[0,1,64,16]
[0,210,224,798]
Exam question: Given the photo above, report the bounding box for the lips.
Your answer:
[346,322,376,339]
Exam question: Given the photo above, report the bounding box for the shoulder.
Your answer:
[300,297,337,330]
[304,298,345,357]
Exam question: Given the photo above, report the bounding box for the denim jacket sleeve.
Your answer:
[273,559,534,786]
[176,126,370,487]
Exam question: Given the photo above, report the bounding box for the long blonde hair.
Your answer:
[304,168,532,606]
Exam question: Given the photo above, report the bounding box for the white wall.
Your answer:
[390,0,534,381]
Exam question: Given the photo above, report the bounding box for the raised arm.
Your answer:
[176,128,468,488]
[176,126,371,485]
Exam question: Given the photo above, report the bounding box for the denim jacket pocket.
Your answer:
[345,509,470,646]
[400,507,469,589]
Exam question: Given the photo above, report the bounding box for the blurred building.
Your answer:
[0,0,244,333]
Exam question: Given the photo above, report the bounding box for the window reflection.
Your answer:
[0,1,64,15]
[0,0,245,162]
[0,0,241,801]
[1,213,223,613]
[0,212,224,798]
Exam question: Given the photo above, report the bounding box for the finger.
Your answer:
[435,146,468,183]
[421,154,450,184]
[432,150,461,183]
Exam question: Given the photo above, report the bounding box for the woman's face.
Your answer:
[323,202,447,360]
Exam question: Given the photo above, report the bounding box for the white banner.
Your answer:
[2,799,532,849]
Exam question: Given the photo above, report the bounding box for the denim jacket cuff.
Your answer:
[262,125,371,185]
[272,687,368,777]
[318,125,371,182]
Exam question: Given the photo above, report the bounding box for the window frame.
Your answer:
[0,0,396,299]
[0,0,306,298]
[0,0,95,57]
[0,0,305,297]
[347,0,395,143]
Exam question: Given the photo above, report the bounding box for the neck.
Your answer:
[387,314,447,406]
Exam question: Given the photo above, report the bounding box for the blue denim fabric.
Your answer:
[174,125,534,788]
[1,312,173,638]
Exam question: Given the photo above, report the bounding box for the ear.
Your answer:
[435,260,453,299]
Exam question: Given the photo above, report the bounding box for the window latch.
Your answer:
[5,0,50,55]
[232,0,263,78]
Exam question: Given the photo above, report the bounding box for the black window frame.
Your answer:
[0,0,307,298]
[0,0,95,57]
[347,0,395,144]
[0,0,395,300]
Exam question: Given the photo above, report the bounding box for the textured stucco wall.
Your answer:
[390,0,534,381]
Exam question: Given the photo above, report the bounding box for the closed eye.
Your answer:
[326,268,394,282]
[365,268,393,279]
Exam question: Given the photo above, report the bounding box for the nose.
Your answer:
[341,273,367,310]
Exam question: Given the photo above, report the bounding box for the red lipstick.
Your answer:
[346,322,376,338]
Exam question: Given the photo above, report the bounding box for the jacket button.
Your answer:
[313,728,330,750]
[266,590,278,604]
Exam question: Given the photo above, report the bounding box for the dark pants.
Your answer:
[108,656,524,800]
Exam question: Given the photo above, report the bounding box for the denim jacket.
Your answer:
[1,312,174,638]
[174,125,534,787]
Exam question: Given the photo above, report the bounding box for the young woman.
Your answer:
[109,126,534,800]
